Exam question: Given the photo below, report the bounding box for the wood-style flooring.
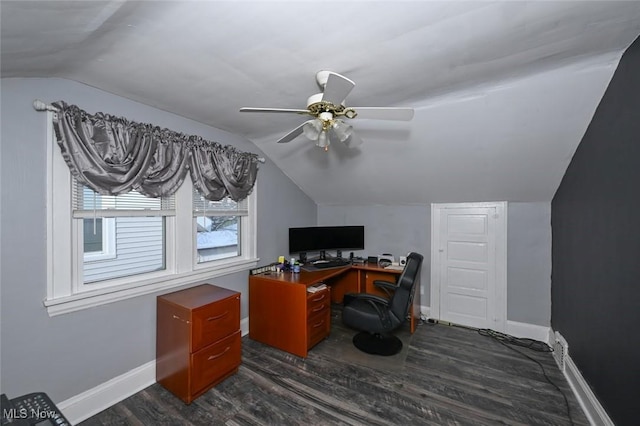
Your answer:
[80,306,588,425]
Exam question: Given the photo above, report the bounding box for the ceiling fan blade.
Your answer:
[240,107,309,114]
[350,107,414,121]
[276,122,307,144]
[343,131,364,148]
[321,72,355,105]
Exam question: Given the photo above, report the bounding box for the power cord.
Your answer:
[477,328,552,352]
[477,328,574,426]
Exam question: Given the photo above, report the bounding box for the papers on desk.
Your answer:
[307,283,327,293]
[384,265,405,271]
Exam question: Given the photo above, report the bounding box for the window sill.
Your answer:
[43,257,259,316]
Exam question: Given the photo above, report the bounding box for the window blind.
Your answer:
[192,188,248,217]
[72,179,175,218]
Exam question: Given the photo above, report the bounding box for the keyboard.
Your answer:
[311,259,351,269]
[384,265,405,271]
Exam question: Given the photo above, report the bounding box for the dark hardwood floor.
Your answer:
[81,307,588,425]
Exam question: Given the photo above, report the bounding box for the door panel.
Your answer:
[447,293,487,319]
[448,241,488,262]
[448,267,487,291]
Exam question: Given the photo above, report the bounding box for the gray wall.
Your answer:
[319,202,552,326]
[0,78,317,402]
[318,204,431,300]
[507,202,552,326]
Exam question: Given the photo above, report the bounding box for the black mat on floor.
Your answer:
[313,308,413,371]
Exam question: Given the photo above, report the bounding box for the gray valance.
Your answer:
[51,101,260,201]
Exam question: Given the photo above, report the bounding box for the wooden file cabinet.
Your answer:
[156,284,241,404]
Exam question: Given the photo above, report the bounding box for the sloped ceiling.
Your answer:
[2,1,640,205]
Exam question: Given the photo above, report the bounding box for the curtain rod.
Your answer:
[32,99,266,163]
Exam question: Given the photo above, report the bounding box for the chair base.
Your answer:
[352,331,403,356]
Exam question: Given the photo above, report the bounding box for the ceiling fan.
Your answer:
[240,71,414,151]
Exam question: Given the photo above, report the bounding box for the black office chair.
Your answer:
[342,252,424,356]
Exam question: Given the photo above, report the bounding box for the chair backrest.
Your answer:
[388,252,424,323]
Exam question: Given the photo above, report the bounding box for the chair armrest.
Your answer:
[373,280,397,298]
[344,293,393,328]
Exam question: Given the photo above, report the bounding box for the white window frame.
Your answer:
[45,111,259,316]
[82,217,116,262]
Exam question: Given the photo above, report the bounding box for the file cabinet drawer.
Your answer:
[191,330,241,395]
[192,296,240,352]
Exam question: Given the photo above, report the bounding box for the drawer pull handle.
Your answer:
[312,320,325,328]
[206,311,229,321]
[207,346,231,361]
[311,304,325,313]
[172,315,190,324]
[311,294,325,302]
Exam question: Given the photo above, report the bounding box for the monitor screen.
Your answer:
[288,226,364,254]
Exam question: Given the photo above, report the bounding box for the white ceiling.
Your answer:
[2,1,640,205]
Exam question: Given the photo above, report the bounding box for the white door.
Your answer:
[430,202,507,331]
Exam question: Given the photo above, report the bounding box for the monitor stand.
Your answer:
[319,250,326,260]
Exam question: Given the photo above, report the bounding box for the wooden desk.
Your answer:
[248,264,420,358]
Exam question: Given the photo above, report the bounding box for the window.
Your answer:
[45,112,258,315]
[193,189,248,264]
[75,182,171,286]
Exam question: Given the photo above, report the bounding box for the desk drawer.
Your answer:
[191,330,241,395]
[192,295,240,352]
[307,289,330,318]
[307,310,330,349]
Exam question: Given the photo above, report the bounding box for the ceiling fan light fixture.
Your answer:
[332,119,353,142]
[302,119,323,140]
[316,130,330,150]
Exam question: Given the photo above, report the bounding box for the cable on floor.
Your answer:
[477,327,574,426]
[477,328,552,352]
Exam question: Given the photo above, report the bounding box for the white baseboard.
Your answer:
[58,317,251,424]
[57,360,156,425]
[419,305,430,320]
[506,320,550,343]
[241,316,249,337]
[562,349,614,425]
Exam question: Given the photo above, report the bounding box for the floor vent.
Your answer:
[553,331,569,372]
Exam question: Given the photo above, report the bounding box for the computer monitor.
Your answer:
[288,226,364,256]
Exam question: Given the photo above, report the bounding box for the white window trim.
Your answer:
[45,111,259,316]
